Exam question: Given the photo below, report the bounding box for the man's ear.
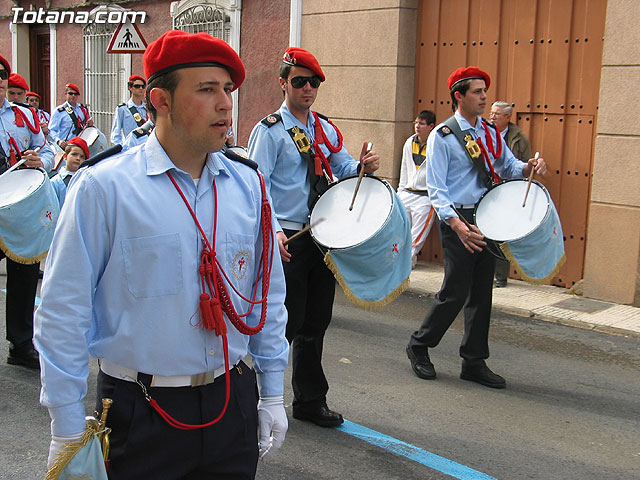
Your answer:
[149,87,171,115]
[453,90,463,103]
[278,77,287,93]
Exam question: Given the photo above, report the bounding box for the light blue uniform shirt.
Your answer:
[248,102,359,229]
[122,120,153,151]
[0,99,54,171]
[49,101,90,144]
[110,98,147,145]
[426,110,525,221]
[34,132,289,436]
[50,167,73,206]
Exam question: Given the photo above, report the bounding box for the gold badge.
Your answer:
[266,115,278,124]
[464,134,481,159]
[291,127,311,153]
[133,113,142,122]
[65,106,74,115]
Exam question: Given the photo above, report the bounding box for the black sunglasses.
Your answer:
[0,70,9,80]
[67,91,79,96]
[289,76,321,89]
[131,84,146,89]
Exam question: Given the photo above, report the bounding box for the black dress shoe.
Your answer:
[460,363,506,389]
[7,345,40,370]
[406,345,436,380]
[292,404,344,427]
[494,279,507,288]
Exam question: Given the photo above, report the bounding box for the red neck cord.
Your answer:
[311,111,343,181]
[12,106,41,134]
[139,169,274,430]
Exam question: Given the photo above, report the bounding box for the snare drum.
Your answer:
[79,126,108,158]
[0,169,60,264]
[474,179,565,284]
[309,176,412,308]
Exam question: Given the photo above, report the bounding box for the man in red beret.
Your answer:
[6,73,28,103]
[248,47,380,428]
[0,54,54,371]
[49,82,93,150]
[110,74,148,145]
[26,91,52,138]
[36,31,289,478]
[406,66,547,389]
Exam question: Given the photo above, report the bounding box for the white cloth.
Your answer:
[257,395,288,459]
[397,189,435,267]
[47,432,84,469]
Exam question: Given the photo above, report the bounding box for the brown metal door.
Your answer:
[414,0,606,288]
[29,25,50,113]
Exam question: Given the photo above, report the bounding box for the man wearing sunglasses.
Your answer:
[248,47,380,428]
[49,83,93,150]
[110,74,148,145]
[0,54,54,370]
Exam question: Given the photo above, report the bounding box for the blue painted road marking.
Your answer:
[338,420,499,480]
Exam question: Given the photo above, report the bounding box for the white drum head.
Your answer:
[0,169,46,208]
[474,180,549,242]
[79,127,99,146]
[310,176,393,249]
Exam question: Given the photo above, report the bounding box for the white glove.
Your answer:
[257,395,288,460]
[47,432,84,469]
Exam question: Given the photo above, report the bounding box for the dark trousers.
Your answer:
[494,256,510,282]
[97,361,259,480]
[282,228,335,409]
[0,251,40,348]
[409,209,496,364]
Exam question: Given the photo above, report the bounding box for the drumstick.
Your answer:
[522,152,540,208]
[282,218,325,246]
[349,142,373,211]
[451,204,474,230]
[0,158,27,177]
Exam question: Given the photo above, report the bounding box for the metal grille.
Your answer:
[173,4,231,42]
[83,21,128,142]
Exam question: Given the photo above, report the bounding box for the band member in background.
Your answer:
[489,100,533,288]
[35,30,289,478]
[50,136,89,207]
[26,91,52,139]
[6,73,28,103]
[0,54,53,369]
[110,74,147,145]
[398,109,437,269]
[406,66,546,389]
[248,47,379,428]
[122,118,154,151]
[49,83,93,150]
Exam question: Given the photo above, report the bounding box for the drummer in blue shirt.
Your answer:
[36,30,289,478]
[406,66,547,389]
[248,47,380,428]
[49,83,92,150]
[110,74,147,145]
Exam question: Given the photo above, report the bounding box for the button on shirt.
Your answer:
[0,99,54,171]
[248,102,359,229]
[49,102,90,144]
[426,110,525,221]
[34,132,289,436]
[110,99,147,145]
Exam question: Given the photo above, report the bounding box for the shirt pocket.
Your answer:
[224,232,255,295]
[120,233,183,298]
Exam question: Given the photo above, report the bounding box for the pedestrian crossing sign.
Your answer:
[107,22,147,54]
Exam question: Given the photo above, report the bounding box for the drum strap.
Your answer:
[286,126,329,210]
[64,105,83,136]
[127,105,146,127]
[442,116,496,188]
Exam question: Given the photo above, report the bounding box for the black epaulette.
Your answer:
[57,106,65,112]
[437,125,452,136]
[118,102,126,108]
[315,112,328,121]
[261,113,281,127]
[79,145,123,169]
[13,101,31,109]
[483,118,497,130]
[223,146,258,170]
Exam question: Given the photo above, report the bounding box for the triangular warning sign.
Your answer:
[107,22,147,54]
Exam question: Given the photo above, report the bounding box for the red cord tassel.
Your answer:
[199,293,216,331]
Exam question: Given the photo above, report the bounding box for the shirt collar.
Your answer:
[279,101,315,132]
[454,110,482,132]
[0,98,10,113]
[127,98,145,109]
[143,130,228,179]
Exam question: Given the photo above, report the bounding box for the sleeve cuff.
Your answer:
[256,370,285,398]
[48,402,87,437]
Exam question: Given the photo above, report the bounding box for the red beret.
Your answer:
[8,73,28,91]
[447,66,490,90]
[128,75,146,84]
[0,54,10,75]
[143,30,245,89]
[65,83,80,94]
[26,91,40,99]
[67,137,90,159]
[282,47,325,82]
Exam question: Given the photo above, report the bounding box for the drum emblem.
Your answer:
[385,235,405,262]
[40,204,56,228]
[232,251,250,280]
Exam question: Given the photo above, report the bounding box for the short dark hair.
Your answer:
[145,70,180,121]
[416,110,436,125]
[278,63,292,80]
[449,79,472,112]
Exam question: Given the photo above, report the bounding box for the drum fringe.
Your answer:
[500,243,566,285]
[324,252,410,310]
[0,237,48,264]
[44,422,99,480]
